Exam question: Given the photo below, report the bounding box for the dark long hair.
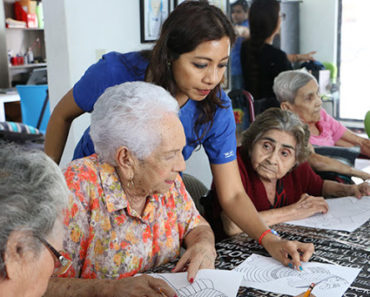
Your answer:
[145,1,235,144]
[242,0,280,98]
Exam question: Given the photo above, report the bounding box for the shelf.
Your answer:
[9,63,47,70]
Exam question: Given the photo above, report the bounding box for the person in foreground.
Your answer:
[0,143,70,297]
[273,70,370,180]
[222,108,370,235]
[44,82,215,297]
[45,1,314,270]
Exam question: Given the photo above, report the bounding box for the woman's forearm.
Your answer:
[322,180,353,197]
[259,207,297,226]
[184,218,215,248]
[44,113,72,164]
[44,278,112,297]
[220,191,268,240]
[44,88,84,164]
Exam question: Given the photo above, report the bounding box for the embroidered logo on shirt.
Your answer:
[224,151,234,158]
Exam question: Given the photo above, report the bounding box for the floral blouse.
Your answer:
[60,154,200,279]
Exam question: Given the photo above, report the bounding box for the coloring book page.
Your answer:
[233,254,361,297]
[148,269,243,297]
[285,196,370,232]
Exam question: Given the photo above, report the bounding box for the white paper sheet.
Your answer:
[233,254,361,297]
[285,196,370,231]
[148,269,243,297]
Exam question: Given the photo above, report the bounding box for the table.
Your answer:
[150,220,370,296]
[0,92,20,122]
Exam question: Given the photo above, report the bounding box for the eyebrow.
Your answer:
[163,148,182,154]
[261,136,296,150]
[193,56,229,62]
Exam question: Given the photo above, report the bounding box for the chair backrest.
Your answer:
[365,110,370,138]
[228,89,256,131]
[16,85,50,134]
[313,145,361,184]
[182,173,208,216]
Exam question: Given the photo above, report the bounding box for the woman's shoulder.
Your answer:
[64,154,100,177]
[263,44,287,57]
[98,51,149,76]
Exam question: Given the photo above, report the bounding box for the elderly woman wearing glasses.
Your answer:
[0,144,71,297]
[221,108,370,236]
[44,81,215,297]
[273,70,370,181]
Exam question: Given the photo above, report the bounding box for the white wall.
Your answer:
[300,0,338,64]
[43,0,151,167]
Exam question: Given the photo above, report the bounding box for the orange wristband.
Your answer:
[258,229,271,245]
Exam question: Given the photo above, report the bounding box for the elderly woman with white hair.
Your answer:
[220,108,370,237]
[273,70,370,181]
[0,143,70,297]
[45,81,215,297]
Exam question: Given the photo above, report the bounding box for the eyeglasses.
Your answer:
[37,237,72,276]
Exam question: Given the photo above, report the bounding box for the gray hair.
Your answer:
[273,70,317,104]
[90,81,179,165]
[242,108,311,164]
[0,143,69,278]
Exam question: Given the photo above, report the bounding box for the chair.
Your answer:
[228,89,256,130]
[313,145,361,184]
[16,85,50,134]
[228,89,256,144]
[200,189,227,242]
[182,173,209,217]
[365,111,370,138]
[253,96,280,116]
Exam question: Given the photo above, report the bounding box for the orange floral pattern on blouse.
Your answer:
[60,154,200,279]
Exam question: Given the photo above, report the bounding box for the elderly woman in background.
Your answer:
[0,143,70,297]
[221,108,370,236]
[45,81,215,297]
[273,70,370,181]
[275,70,370,157]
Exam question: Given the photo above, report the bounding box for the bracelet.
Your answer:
[258,229,279,245]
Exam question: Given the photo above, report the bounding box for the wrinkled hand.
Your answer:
[262,234,315,271]
[299,51,317,62]
[172,242,216,282]
[110,275,176,297]
[352,182,370,198]
[358,171,370,181]
[360,138,370,157]
[290,193,329,218]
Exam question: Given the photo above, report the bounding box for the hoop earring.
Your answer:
[127,178,134,188]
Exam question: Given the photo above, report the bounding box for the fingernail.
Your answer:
[190,278,194,284]
[299,266,303,271]
[171,268,175,272]
[288,263,293,268]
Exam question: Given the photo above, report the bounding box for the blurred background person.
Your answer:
[230,0,250,90]
[275,70,370,158]
[240,0,315,111]
[0,143,70,297]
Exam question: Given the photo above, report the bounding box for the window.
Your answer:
[338,0,370,121]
